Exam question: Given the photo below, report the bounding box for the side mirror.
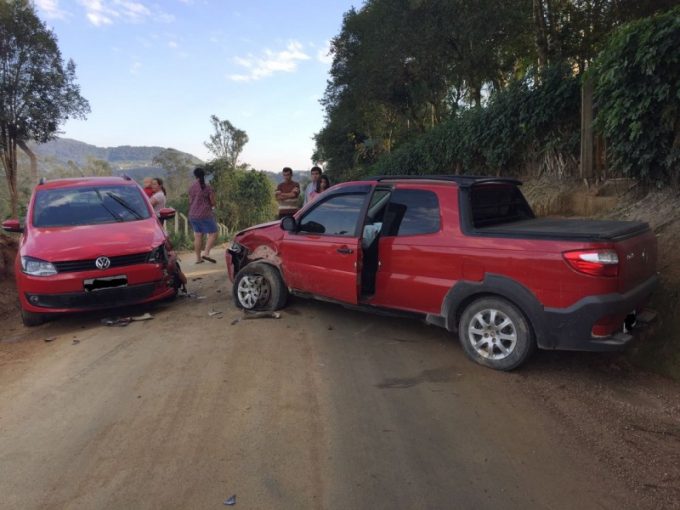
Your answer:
[280,216,298,232]
[158,208,176,220]
[2,219,23,233]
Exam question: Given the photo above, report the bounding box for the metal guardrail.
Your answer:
[168,212,229,238]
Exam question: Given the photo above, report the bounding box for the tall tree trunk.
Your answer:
[533,0,550,70]
[17,139,38,183]
[1,145,18,218]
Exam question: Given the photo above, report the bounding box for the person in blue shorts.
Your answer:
[188,167,218,264]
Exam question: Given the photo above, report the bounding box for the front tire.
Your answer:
[21,308,46,327]
[458,297,535,371]
[233,263,288,311]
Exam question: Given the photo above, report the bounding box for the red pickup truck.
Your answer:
[226,176,658,370]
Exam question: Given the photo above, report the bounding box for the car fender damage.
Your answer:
[228,242,283,283]
[248,245,282,266]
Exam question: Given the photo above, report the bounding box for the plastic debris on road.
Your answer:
[224,495,236,506]
[131,313,153,321]
[101,313,154,327]
[230,311,281,326]
[101,317,132,327]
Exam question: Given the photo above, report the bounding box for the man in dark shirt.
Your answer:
[275,167,300,219]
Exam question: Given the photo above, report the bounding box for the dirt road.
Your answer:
[1,249,679,509]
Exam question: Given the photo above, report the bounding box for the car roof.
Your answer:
[361,175,523,187]
[36,176,139,190]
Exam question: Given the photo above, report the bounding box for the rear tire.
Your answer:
[21,308,46,327]
[458,297,535,371]
[233,262,288,311]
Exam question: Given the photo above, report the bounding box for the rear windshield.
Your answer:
[470,185,534,228]
[33,185,151,227]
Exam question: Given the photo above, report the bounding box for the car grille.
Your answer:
[26,283,157,309]
[53,252,152,273]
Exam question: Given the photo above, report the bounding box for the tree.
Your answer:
[205,158,276,230]
[152,148,195,199]
[50,157,112,178]
[593,6,680,184]
[0,0,89,217]
[204,115,248,169]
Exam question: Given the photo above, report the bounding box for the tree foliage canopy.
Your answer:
[593,6,680,185]
[314,0,676,183]
[204,114,249,169]
[0,0,89,216]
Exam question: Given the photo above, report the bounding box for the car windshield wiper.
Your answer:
[94,189,124,222]
[106,192,143,220]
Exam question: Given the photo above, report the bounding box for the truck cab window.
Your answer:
[382,189,441,236]
[299,193,366,236]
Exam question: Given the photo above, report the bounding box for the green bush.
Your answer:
[367,65,580,177]
[593,6,680,185]
[206,159,277,231]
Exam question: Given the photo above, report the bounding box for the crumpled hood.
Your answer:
[235,220,280,237]
[22,219,165,262]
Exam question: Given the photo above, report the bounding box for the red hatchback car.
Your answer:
[3,176,183,326]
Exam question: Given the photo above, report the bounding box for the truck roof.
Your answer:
[363,175,523,187]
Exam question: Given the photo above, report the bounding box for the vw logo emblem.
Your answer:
[95,256,111,270]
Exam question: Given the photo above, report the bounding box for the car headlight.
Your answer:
[148,244,167,264]
[21,256,57,276]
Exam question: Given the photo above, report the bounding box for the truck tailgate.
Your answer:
[615,228,657,293]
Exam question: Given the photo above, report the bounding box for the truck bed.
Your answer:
[476,218,650,241]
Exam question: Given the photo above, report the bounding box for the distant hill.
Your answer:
[27,138,319,187]
[28,138,203,179]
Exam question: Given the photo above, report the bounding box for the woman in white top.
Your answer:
[150,177,166,214]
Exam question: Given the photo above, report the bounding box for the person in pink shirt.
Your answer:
[188,167,218,264]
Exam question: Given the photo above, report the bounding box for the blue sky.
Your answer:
[34,0,361,170]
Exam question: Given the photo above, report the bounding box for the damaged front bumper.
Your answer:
[226,242,249,282]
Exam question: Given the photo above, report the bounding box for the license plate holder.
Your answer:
[84,275,128,292]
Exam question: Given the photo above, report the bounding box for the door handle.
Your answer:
[337,246,354,255]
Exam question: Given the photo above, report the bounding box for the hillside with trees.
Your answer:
[314,0,678,185]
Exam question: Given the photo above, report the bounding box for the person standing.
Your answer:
[149,177,166,214]
[188,167,218,264]
[309,172,331,202]
[142,176,154,198]
[275,167,300,219]
[304,166,322,204]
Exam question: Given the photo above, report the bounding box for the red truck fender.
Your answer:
[438,274,549,348]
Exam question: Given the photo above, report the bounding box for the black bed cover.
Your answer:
[476,218,650,242]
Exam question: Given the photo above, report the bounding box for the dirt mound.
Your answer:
[603,188,680,379]
[0,234,19,320]
[524,179,680,380]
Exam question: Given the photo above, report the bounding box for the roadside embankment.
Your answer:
[523,178,680,380]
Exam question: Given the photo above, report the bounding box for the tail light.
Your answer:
[563,249,619,277]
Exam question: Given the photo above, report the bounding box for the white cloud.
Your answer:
[130,60,142,74]
[317,40,333,65]
[229,41,310,82]
[78,0,171,26]
[35,0,68,19]
[168,40,178,49]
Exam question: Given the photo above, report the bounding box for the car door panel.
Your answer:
[279,191,369,305]
[281,234,360,303]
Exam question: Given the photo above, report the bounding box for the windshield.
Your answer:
[33,185,151,227]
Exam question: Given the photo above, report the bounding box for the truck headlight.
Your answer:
[21,256,57,276]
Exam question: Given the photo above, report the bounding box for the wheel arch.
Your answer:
[243,259,287,286]
[442,274,548,348]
